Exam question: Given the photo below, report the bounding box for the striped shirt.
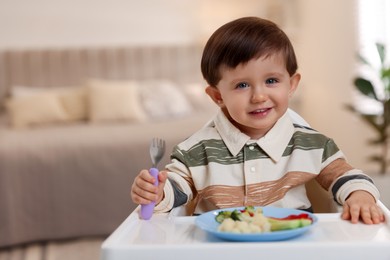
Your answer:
[155,110,380,214]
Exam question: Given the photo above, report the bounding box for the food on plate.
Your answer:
[215,206,313,233]
[268,213,313,231]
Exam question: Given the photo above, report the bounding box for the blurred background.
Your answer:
[0,0,389,258]
[1,0,388,172]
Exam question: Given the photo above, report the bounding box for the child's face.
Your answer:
[206,53,300,139]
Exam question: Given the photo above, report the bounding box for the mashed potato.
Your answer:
[217,208,271,233]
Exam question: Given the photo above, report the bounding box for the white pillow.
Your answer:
[5,93,69,128]
[11,86,88,121]
[139,80,193,119]
[87,80,147,123]
[183,83,217,112]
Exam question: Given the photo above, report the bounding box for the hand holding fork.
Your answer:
[140,138,166,220]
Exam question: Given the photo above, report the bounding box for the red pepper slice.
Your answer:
[240,209,254,217]
[270,213,312,221]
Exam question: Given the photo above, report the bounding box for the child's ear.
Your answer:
[289,73,301,97]
[205,86,224,106]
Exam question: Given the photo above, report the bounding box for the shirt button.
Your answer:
[249,146,254,150]
[250,167,256,172]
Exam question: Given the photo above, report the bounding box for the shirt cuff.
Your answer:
[334,175,380,205]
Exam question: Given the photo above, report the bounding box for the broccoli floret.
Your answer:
[230,209,243,221]
[244,206,255,214]
[215,210,232,223]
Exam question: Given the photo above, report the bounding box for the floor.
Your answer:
[0,237,105,260]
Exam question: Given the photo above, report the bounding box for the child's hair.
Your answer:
[201,16,298,86]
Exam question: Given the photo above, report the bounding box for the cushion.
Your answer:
[182,83,216,112]
[57,88,88,121]
[11,86,88,121]
[139,80,193,119]
[87,80,147,123]
[5,93,69,128]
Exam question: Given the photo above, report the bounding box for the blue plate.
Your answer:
[195,206,318,242]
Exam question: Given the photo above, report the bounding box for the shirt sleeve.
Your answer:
[154,151,196,213]
[329,169,380,205]
[316,138,380,205]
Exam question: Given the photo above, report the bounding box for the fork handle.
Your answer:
[140,168,159,220]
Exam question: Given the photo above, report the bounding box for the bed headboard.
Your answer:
[0,45,204,101]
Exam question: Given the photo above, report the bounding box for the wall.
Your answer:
[0,0,377,172]
[0,0,295,49]
[295,0,377,172]
[0,0,199,48]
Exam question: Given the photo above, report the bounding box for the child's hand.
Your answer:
[131,169,168,205]
[342,190,385,224]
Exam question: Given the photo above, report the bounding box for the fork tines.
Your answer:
[152,138,166,149]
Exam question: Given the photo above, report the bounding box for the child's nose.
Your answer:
[251,88,268,103]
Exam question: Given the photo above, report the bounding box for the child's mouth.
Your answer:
[249,108,271,115]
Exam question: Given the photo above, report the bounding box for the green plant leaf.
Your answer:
[357,54,371,67]
[382,67,390,79]
[376,43,386,65]
[353,77,379,100]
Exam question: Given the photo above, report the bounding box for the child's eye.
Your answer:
[265,78,279,84]
[236,82,250,89]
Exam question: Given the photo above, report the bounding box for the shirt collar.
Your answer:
[214,110,294,162]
